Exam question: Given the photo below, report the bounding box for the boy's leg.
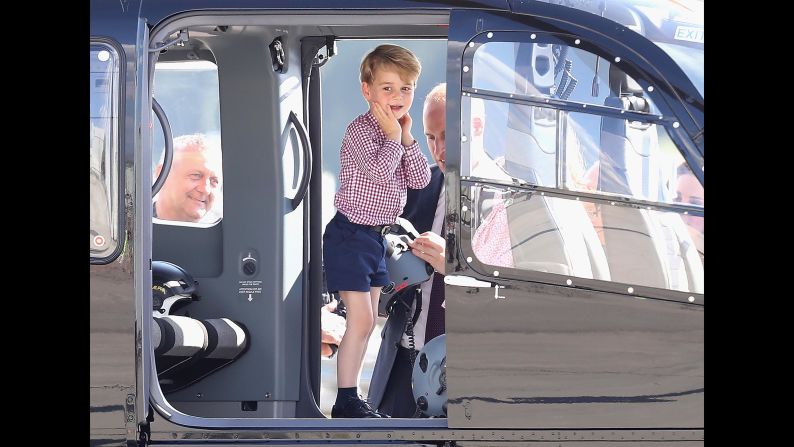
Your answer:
[337,290,375,389]
[333,289,382,418]
[356,286,382,380]
[363,286,391,418]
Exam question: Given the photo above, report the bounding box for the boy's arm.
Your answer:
[345,122,404,184]
[401,142,431,189]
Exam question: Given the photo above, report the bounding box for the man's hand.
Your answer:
[320,300,346,358]
[370,102,402,143]
[408,231,446,274]
[399,112,415,147]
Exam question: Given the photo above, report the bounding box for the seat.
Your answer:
[153,315,207,375]
[151,260,250,393]
[597,65,703,293]
[492,42,610,280]
[154,315,249,393]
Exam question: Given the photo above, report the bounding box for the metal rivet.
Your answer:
[463,66,470,72]
[648,86,655,92]
[462,205,468,212]
[566,279,572,286]
[614,56,621,63]
[575,197,580,200]
[627,287,634,293]
[620,110,625,114]
[610,202,616,205]
[493,271,500,276]
[583,104,587,108]
[462,135,468,142]
[688,296,695,302]
[673,122,680,128]
[684,211,689,215]
[468,42,474,47]
[467,257,473,263]
[474,89,478,93]
[510,93,513,97]
[530,33,536,40]
[97,50,110,62]
[196,393,202,398]
[487,32,493,38]
[574,39,581,45]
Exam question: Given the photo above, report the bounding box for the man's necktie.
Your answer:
[424,271,445,343]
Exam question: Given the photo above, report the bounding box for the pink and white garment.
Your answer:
[471,194,515,268]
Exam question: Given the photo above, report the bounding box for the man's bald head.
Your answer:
[423,83,446,172]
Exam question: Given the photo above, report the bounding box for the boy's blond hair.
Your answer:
[360,44,421,85]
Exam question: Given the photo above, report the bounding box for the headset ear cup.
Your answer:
[412,334,447,417]
[378,283,396,317]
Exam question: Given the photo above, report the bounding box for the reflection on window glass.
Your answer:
[463,96,694,207]
[468,184,703,293]
[673,163,704,262]
[152,61,223,224]
[90,44,120,259]
[472,40,657,113]
[464,35,703,292]
[568,110,692,205]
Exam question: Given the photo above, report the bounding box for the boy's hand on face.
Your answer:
[398,112,415,147]
[370,102,402,143]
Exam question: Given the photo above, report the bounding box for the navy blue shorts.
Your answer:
[323,212,390,293]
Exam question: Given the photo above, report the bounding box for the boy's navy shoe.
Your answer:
[331,397,389,418]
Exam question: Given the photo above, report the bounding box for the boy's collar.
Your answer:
[363,110,383,135]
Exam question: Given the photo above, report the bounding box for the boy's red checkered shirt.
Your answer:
[334,111,431,225]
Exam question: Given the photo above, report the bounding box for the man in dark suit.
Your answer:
[368,83,448,417]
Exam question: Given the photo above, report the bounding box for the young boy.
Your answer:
[323,44,431,418]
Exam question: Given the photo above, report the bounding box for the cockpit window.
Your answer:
[462,32,703,294]
[152,61,223,225]
[90,43,121,261]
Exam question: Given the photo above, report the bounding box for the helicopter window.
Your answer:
[90,43,121,262]
[152,61,224,225]
[471,41,658,112]
[463,37,703,294]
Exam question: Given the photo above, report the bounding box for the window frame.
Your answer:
[456,30,703,302]
[90,38,126,265]
[151,60,225,228]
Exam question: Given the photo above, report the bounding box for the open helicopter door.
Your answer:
[444,4,703,430]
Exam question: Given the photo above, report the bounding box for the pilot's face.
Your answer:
[157,148,219,222]
[675,172,704,234]
[423,100,446,173]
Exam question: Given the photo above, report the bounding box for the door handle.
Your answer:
[444,275,506,299]
[444,275,492,288]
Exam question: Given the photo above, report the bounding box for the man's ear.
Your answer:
[361,82,371,100]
